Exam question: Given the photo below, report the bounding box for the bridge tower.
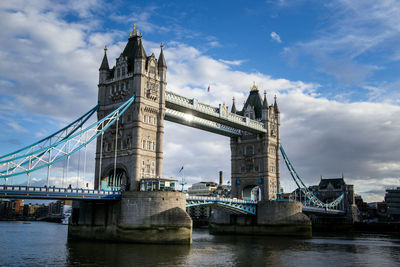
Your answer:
[94,26,167,191]
[230,84,280,201]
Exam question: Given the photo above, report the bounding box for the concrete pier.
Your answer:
[68,191,192,244]
[209,201,311,237]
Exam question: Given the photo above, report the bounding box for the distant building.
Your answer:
[35,204,49,218]
[188,182,218,196]
[23,203,41,218]
[0,199,24,219]
[385,187,400,221]
[48,201,64,216]
[213,185,231,198]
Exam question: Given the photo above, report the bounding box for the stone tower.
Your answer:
[230,84,280,201]
[94,26,167,191]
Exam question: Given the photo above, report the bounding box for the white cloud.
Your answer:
[219,59,244,66]
[270,31,282,43]
[7,121,28,133]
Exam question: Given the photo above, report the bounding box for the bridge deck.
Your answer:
[302,206,345,215]
[0,186,345,216]
[0,185,121,200]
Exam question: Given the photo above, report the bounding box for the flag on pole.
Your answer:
[207,85,210,92]
[179,166,184,173]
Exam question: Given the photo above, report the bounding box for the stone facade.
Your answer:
[230,84,280,200]
[94,26,167,191]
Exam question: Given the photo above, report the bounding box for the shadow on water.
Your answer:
[66,240,191,267]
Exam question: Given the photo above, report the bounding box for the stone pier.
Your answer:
[209,201,311,237]
[68,191,192,244]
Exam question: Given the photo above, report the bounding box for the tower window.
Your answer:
[246,145,253,156]
[147,141,151,150]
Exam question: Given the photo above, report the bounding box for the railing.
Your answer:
[186,195,256,204]
[302,206,345,215]
[0,185,119,195]
[0,185,121,200]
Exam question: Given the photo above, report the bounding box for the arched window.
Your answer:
[246,145,254,155]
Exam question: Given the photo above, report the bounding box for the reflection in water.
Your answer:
[67,241,191,266]
[0,222,400,266]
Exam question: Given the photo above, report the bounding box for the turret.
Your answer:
[262,90,268,122]
[134,37,146,75]
[242,82,263,120]
[231,97,237,113]
[274,95,280,114]
[99,46,109,84]
[135,38,146,59]
[158,43,167,82]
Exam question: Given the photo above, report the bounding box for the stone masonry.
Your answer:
[94,26,166,191]
[230,84,281,200]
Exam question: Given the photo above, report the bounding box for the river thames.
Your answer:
[0,221,399,266]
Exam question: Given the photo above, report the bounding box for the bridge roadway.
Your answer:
[0,185,121,200]
[0,185,344,215]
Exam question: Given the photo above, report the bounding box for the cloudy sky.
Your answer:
[1,0,400,202]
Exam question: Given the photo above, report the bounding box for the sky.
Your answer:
[1,0,400,202]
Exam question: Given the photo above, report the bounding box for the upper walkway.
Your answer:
[165,91,267,136]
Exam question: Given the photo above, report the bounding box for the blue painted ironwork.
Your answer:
[0,185,120,200]
[0,104,98,161]
[280,145,345,209]
[302,206,345,215]
[0,94,135,179]
[186,196,257,215]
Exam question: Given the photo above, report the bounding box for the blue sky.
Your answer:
[1,0,400,202]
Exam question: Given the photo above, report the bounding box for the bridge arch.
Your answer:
[242,185,261,201]
[100,164,129,191]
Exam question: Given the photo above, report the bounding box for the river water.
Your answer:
[1,221,400,266]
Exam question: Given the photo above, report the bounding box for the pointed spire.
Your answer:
[231,97,237,113]
[135,38,146,59]
[274,95,280,113]
[99,46,109,70]
[263,90,268,109]
[130,24,140,38]
[158,43,166,68]
[250,81,258,92]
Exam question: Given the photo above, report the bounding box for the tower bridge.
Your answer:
[0,26,357,243]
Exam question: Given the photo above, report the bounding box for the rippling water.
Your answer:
[1,221,400,266]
